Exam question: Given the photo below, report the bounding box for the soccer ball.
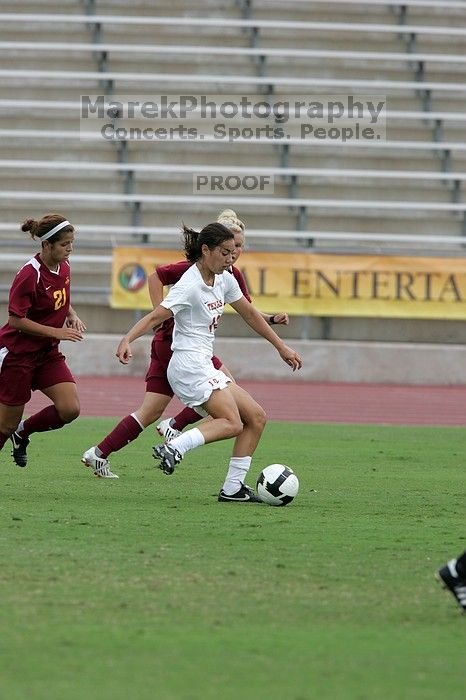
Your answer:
[256,464,299,506]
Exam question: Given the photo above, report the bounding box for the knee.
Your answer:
[0,423,16,437]
[252,405,267,432]
[59,404,80,424]
[136,408,162,428]
[226,416,243,438]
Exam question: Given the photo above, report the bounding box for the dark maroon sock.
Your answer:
[97,414,143,458]
[0,432,8,449]
[21,405,65,437]
[172,407,201,431]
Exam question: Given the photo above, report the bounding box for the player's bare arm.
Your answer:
[66,305,86,332]
[229,297,302,371]
[148,271,164,308]
[257,310,289,326]
[266,312,289,325]
[8,314,83,342]
[116,304,173,364]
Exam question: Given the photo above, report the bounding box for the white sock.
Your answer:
[222,456,252,495]
[170,428,205,457]
[16,420,25,436]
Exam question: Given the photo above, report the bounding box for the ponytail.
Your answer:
[182,222,233,262]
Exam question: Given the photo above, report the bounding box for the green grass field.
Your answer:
[1,418,465,700]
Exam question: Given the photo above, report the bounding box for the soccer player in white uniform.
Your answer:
[116,221,302,502]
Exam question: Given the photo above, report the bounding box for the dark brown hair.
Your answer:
[21,213,74,244]
[182,222,234,263]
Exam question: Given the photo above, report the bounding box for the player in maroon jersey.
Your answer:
[82,210,289,478]
[0,214,86,470]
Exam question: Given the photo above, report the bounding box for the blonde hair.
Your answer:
[217,209,245,235]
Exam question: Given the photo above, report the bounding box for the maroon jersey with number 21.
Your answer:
[0,253,71,354]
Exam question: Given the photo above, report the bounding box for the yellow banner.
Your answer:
[111,248,466,320]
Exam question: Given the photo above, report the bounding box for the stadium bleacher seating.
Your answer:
[0,0,465,336]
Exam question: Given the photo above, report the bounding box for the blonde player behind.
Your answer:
[116,221,302,502]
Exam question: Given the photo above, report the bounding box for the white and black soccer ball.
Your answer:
[256,464,299,506]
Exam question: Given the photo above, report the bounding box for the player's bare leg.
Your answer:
[0,402,25,466]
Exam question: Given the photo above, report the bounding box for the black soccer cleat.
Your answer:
[218,484,263,503]
[436,560,466,613]
[152,443,182,475]
[10,431,30,468]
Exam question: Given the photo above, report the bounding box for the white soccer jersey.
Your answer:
[160,264,243,356]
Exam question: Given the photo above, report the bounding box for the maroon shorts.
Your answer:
[145,337,222,396]
[145,338,174,397]
[0,345,75,406]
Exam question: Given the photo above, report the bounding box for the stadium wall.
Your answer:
[63,335,466,385]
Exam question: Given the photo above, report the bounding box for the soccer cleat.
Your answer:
[218,484,263,503]
[10,431,30,467]
[152,443,182,475]
[156,418,182,442]
[436,559,466,612]
[81,446,119,479]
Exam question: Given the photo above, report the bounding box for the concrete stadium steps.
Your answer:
[1,196,460,237]
[259,33,416,52]
[442,127,466,146]
[4,0,234,12]
[98,20,247,47]
[450,155,466,172]
[107,139,453,171]
[253,4,394,22]
[118,177,452,205]
[254,6,466,29]
[0,204,132,228]
[0,174,125,195]
[384,125,438,141]
[0,86,98,101]
[130,207,462,239]
[0,0,82,10]
[0,78,104,98]
[105,54,256,77]
[260,33,413,53]
[0,115,444,146]
[0,54,97,72]
[287,149,444,172]
[263,59,426,82]
[0,2,464,264]
[0,22,92,44]
[281,182,453,204]
[0,143,117,163]
[95,0,241,18]
[119,141,281,168]
[416,36,466,53]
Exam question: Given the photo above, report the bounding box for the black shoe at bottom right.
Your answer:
[218,484,263,503]
[436,560,466,612]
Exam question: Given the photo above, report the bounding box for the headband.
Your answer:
[39,220,71,241]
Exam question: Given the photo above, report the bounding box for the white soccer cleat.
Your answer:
[156,418,182,442]
[81,446,119,479]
